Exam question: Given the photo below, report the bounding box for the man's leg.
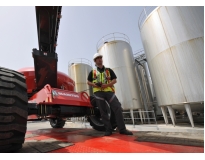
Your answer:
[105,92,133,135]
[110,110,117,130]
[104,92,126,132]
[94,92,112,134]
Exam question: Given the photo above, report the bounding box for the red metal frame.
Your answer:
[28,84,91,107]
[18,67,75,94]
[18,67,92,121]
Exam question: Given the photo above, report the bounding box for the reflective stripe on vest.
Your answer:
[92,68,115,93]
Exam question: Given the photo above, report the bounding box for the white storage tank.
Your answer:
[97,33,143,111]
[139,6,204,127]
[68,59,93,95]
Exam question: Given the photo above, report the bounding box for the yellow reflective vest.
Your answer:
[92,68,115,93]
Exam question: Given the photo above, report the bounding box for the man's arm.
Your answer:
[87,80,98,88]
[87,70,99,88]
[101,68,117,88]
[101,79,117,88]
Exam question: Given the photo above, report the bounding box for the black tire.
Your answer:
[49,118,66,128]
[0,67,28,153]
[88,115,117,131]
[88,96,117,131]
[87,116,104,131]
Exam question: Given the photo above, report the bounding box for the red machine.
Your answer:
[17,6,93,127]
[18,67,91,124]
[0,6,119,153]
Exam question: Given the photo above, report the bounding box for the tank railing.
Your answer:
[123,110,158,128]
[133,48,145,57]
[68,58,92,67]
[138,6,157,30]
[134,54,146,62]
[67,116,90,128]
[96,32,130,50]
[133,49,147,63]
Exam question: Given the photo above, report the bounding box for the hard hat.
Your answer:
[93,53,103,61]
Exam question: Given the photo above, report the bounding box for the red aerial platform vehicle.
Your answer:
[0,6,116,152]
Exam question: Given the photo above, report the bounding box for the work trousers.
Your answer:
[94,91,126,132]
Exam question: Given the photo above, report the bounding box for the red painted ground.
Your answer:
[25,128,204,153]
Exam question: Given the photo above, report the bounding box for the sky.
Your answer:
[0,3,204,160]
[0,6,148,75]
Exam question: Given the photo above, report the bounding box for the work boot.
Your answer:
[104,131,112,136]
[119,129,133,135]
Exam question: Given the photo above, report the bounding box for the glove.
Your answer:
[95,82,102,87]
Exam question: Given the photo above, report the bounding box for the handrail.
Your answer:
[123,109,158,126]
[138,6,158,30]
[68,58,92,67]
[133,48,145,58]
[96,32,130,50]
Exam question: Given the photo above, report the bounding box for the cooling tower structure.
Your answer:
[139,6,204,127]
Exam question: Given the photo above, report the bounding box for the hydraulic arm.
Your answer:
[33,6,62,91]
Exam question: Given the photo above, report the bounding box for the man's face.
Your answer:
[95,56,103,66]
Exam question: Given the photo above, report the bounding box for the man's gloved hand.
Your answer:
[101,84,109,88]
[95,82,102,87]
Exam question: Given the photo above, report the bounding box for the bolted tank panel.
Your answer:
[139,6,204,110]
[97,34,143,110]
[68,59,93,95]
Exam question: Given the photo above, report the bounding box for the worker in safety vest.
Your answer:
[87,53,133,136]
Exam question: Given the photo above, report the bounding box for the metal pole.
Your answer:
[143,62,154,102]
[152,110,157,125]
[185,103,194,128]
[167,106,175,127]
[144,7,147,17]
[135,61,150,124]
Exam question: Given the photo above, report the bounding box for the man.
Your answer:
[87,53,133,136]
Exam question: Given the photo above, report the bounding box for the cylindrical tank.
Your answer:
[97,33,143,110]
[68,59,93,95]
[139,6,204,111]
